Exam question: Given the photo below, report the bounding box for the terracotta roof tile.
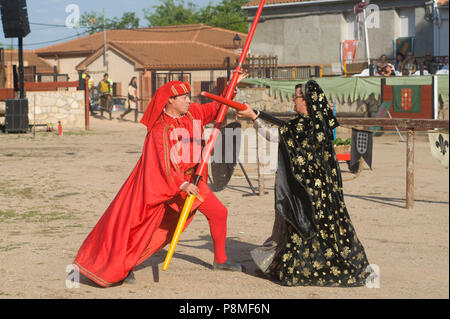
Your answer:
[77,40,240,71]
[36,24,247,57]
[3,50,54,73]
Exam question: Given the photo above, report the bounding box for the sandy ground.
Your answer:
[0,112,448,299]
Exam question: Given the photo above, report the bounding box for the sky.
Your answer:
[0,0,223,50]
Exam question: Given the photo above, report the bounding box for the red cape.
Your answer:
[73,102,219,287]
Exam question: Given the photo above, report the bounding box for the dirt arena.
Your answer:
[0,113,448,299]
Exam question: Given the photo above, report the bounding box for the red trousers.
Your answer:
[135,192,228,266]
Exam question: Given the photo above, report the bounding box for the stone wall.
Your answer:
[26,91,86,130]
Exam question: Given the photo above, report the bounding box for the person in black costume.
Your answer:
[237,80,371,287]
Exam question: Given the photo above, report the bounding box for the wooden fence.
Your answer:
[251,114,448,209]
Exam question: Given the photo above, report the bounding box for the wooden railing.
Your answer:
[23,81,79,91]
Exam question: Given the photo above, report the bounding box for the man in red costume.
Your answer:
[73,78,245,287]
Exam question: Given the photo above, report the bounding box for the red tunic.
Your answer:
[74,101,221,287]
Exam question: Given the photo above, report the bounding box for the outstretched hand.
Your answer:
[236,106,257,121]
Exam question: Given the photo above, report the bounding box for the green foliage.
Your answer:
[80,0,248,34]
[144,0,248,32]
[333,137,351,146]
[81,11,140,34]
[199,0,248,33]
[144,0,200,27]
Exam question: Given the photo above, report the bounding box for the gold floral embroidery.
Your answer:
[314,179,322,188]
[340,246,351,258]
[318,93,325,102]
[330,266,341,277]
[282,252,292,262]
[291,233,301,245]
[295,156,306,166]
[312,240,320,252]
[317,132,325,142]
[287,139,294,148]
[302,268,311,278]
[324,248,334,259]
[302,248,310,259]
[313,261,324,270]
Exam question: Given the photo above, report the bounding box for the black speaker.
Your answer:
[4,98,29,133]
[0,0,30,38]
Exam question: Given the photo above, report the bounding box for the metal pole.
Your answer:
[18,37,25,99]
[432,75,439,121]
[433,0,439,56]
[363,4,371,66]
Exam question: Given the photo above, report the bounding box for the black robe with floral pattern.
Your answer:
[262,80,371,287]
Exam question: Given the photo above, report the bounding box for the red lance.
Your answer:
[162,0,266,271]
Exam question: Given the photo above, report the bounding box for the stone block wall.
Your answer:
[26,91,86,130]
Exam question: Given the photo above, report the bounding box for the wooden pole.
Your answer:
[256,127,265,196]
[85,78,90,130]
[406,128,415,209]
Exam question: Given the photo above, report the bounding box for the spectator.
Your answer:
[394,52,405,72]
[403,52,417,75]
[376,54,395,76]
[422,52,437,74]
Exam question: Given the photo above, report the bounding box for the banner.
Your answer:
[393,85,421,113]
[350,128,373,169]
[395,37,414,55]
[342,40,358,65]
[428,131,449,168]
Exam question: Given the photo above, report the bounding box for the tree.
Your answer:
[144,0,200,27]
[81,11,140,34]
[110,12,140,30]
[199,0,248,33]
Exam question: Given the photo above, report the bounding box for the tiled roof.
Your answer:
[3,50,54,73]
[76,40,240,71]
[36,24,247,57]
